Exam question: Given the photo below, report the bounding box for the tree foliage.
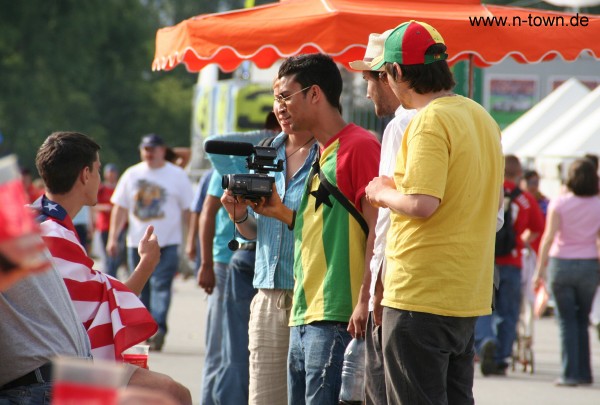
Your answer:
[0,0,274,173]
[1,0,595,173]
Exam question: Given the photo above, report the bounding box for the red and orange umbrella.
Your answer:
[153,0,600,73]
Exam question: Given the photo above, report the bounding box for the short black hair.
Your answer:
[567,158,599,196]
[384,44,455,94]
[278,53,342,110]
[264,111,281,132]
[523,170,539,181]
[36,131,100,194]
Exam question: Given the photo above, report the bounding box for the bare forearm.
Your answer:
[185,212,199,252]
[181,209,190,242]
[108,205,128,243]
[199,207,217,266]
[383,192,440,218]
[125,257,155,295]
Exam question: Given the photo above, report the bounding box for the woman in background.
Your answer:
[534,158,600,387]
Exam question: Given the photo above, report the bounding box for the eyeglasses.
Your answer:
[274,86,311,105]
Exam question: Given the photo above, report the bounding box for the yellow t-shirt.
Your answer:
[382,95,504,317]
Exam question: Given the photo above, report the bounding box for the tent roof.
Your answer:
[153,0,600,72]
[516,84,600,157]
[539,102,600,157]
[501,78,590,154]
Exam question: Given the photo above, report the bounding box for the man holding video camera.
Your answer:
[207,94,317,404]
[225,54,380,404]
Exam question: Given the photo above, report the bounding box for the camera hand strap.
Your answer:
[228,202,240,251]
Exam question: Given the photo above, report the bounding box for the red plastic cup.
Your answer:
[51,357,126,405]
[0,155,38,242]
[122,344,149,369]
[0,155,51,281]
[52,381,118,405]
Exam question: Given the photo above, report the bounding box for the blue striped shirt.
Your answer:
[204,131,318,290]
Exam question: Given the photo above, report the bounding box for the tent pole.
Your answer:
[468,54,474,99]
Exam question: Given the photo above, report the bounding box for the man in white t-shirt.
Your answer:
[108,134,193,351]
[349,30,416,405]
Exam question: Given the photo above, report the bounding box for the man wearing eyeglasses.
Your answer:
[250,53,381,404]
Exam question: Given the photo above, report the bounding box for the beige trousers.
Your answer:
[248,289,292,405]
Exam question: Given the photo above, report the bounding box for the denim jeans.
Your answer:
[548,258,599,383]
[288,322,351,405]
[200,261,228,405]
[101,229,126,278]
[214,249,257,405]
[129,244,179,334]
[0,382,52,405]
[474,264,521,366]
[382,307,476,405]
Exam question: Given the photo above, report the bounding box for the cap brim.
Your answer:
[348,60,372,71]
[369,53,387,71]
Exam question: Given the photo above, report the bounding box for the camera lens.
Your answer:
[222,174,230,190]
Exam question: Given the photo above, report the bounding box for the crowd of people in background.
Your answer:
[2,18,600,405]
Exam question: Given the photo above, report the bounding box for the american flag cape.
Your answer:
[33,196,157,360]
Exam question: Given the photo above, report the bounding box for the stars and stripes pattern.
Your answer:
[34,196,157,360]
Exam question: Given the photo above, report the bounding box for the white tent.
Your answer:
[501,78,590,154]
[538,102,600,158]
[516,84,600,158]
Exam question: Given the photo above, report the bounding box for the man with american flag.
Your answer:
[29,131,192,404]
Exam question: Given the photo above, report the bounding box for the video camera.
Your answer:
[204,140,284,201]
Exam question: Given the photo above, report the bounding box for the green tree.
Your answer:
[0,0,203,172]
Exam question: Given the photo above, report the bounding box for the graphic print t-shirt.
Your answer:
[111,162,193,247]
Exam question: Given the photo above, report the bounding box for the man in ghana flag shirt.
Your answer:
[246,54,381,404]
[31,131,191,404]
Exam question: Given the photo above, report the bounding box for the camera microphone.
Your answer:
[204,140,255,156]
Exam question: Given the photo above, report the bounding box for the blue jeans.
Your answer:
[288,322,351,405]
[548,258,599,383]
[129,245,179,334]
[382,307,476,405]
[0,382,52,404]
[101,229,126,278]
[214,249,257,404]
[200,262,228,405]
[475,264,521,366]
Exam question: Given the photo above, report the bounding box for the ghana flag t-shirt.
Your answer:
[290,123,380,326]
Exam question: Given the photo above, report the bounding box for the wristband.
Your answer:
[288,210,297,231]
[234,210,249,224]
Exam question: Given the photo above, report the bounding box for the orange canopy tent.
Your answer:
[153,0,600,73]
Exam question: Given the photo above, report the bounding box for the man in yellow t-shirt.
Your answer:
[366,20,504,404]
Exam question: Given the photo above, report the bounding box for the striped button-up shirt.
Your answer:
[205,131,318,290]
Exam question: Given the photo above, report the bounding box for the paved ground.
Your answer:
[149,277,600,405]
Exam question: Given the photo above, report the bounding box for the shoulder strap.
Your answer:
[317,169,369,235]
[508,187,522,201]
[257,135,279,147]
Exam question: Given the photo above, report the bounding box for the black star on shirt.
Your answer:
[310,183,333,211]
